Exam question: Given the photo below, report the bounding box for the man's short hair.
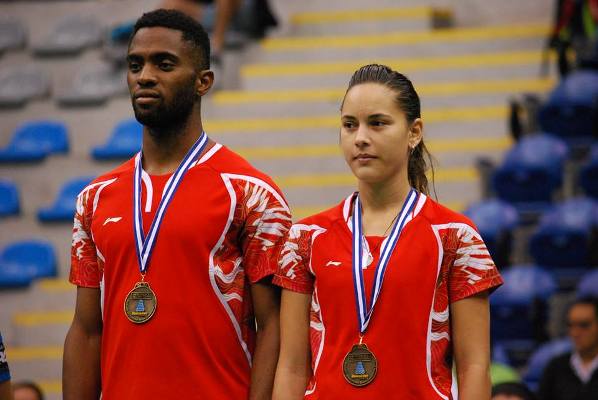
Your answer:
[131,8,210,70]
[570,296,598,319]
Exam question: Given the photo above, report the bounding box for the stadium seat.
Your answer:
[580,145,598,199]
[0,17,27,54]
[491,265,557,366]
[464,199,519,268]
[523,338,572,392]
[538,69,598,148]
[37,176,94,222]
[0,65,50,108]
[32,15,102,56]
[529,197,597,270]
[0,240,57,288]
[0,120,69,163]
[492,133,567,213]
[92,119,142,160]
[577,269,598,297]
[57,63,127,106]
[0,180,19,217]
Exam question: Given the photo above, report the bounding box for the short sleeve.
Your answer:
[272,223,318,294]
[448,223,503,303]
[69,187,102,288]
[0,333,10,383]
[240,182,293,284]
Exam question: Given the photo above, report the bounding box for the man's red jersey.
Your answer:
[274,193,503,399]
[70,143,292,399]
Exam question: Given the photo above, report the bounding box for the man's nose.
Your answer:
[137,65,157,86]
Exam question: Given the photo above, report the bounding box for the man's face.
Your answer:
[127,27,200,131]
[568,303,598,353]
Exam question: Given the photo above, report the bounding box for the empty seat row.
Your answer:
[0,177,93,222]
[0,119,142,162]
[0,240,56,288]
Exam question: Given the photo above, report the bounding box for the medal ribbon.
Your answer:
[351,188,418,334]
[133,132,208,274]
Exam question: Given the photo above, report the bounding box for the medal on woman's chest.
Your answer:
[344,190,418,386]
[125,132,208,323]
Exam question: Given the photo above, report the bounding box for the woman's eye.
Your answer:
[371,120,386,127]
[343,121,356,129]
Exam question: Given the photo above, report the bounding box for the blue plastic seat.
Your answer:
[580,145,598,199]
[492,133,567,212]
[37,176,94,222]
[530,198,597,269]
[577,269,598,297]
[0,121,69,163]
[538,70,598,147]
[523,338,572,392]
[491,265,557,366]
[92,119,142,160]
[464,199,519,268]
[0,180,19,217]
[0,240,57,288]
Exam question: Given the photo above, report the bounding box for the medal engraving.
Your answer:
[342,344,377,387]
[124,282,157,323]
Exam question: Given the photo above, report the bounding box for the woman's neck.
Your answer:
[357,176,412,236]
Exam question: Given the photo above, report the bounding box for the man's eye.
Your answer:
[128,63,141,72]
[159,63,174,71]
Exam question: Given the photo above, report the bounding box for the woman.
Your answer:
[272,64,503,400]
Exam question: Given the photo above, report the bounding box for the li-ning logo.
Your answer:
[326,261,342,267]
[103,217,123,226]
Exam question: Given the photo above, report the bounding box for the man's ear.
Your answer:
[409,118,424,149]
[196,70,214,97]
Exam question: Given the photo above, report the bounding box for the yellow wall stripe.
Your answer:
[290,7,435,24]
[14,311,73,326]
[261,24,548,51]
[205,105,507,133]
[8,346,62,361]
[241,50,549,77]
[214,78,555,104]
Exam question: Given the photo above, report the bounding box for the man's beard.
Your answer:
[132,79,197,136]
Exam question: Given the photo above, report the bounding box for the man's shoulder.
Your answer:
[88,158,134,187]
[206,145,283,194]
[546,352,573,371]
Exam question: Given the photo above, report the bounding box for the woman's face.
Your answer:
[340,83,422,185]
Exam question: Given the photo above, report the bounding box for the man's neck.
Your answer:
[579,346,598,365]
[141,115,205,175]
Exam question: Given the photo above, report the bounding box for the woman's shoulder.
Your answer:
[294,194,353,228]
[418,195,477,230]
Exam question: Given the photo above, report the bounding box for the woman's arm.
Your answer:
[272,290,312,400]
[451,291,492,400]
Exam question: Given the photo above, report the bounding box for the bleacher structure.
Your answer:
[0,0,595,398]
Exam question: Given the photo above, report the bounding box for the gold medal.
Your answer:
[124,281,157,323]
[342,343,377,387]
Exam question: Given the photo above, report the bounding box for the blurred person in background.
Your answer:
[492,382,537,400]
[62,9,290,400]
[0,332,11,400]
[12,382,43,400]
[538,296,598,400]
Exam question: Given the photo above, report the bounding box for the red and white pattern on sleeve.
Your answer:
[210,175,292,361]
[274,223,326,294]
[70,178,116,287]
[428,223,503,399]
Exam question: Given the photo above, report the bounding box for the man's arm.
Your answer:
[452,291,492,400]
[63,287,102,400]
[249,279,281,400]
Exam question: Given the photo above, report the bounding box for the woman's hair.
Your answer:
[344,64,435,196]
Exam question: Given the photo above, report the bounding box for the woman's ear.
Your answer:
[196,70,214,97]
[408,118,423,149]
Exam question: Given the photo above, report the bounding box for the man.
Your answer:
[538,297,598,400]
[12,382,44,400]
[62,9,291,399]
[0,332,11,400]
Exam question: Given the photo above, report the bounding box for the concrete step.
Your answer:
[254,23,548,63]
[207,77,553,118]
[240,49,553,90]
[283,6,452,36]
